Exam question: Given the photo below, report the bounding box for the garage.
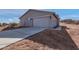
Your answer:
[20,9,59,28]
[33,16,50,27]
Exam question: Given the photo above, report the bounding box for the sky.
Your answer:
[0,9,79,23]
[53,9,79,20]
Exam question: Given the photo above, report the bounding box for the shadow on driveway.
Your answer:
[0,28,45,38]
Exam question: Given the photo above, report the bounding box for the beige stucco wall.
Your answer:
[20,10,52,20]
[50,15,58,27]
[20,10,59,27]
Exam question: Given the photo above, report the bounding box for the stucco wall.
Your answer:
[50,15,58,28]
[20,10,59,28]
[20,10,52,20]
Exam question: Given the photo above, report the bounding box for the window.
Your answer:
[50,16,51,19]
[30,18,33,22]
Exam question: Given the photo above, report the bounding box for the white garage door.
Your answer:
[33,16,50,27]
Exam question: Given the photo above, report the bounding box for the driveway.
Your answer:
[0,27,46,48]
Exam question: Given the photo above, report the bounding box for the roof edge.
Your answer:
[19,9,31,19]
[19,9,60,20]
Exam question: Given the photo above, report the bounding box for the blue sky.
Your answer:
[0,9,26,23]
[53,9,79,20]
[0,9,79,23]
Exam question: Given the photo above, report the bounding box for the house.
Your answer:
[19,9,60,28]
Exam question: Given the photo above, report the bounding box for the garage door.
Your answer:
[33,16,50,27]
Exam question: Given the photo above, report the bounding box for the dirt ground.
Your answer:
[0,25,9,31]
[1,22,79,50]
[60,23,79,48]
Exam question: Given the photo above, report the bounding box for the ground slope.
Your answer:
[1,25,78,50]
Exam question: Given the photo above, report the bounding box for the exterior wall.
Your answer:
[20,10,52,21]
[20,10,59,28]
[20,19,24,26]
[50,15,58,28]
[20,19,31,27]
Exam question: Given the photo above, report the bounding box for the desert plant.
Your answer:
[8,23,19,28]
[61,19,79,25]
[0,23,2,26]
[2,23,8,26]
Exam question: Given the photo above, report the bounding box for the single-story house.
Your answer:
[19,9,60,28]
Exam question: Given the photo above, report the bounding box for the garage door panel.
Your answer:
[33,17,50,27]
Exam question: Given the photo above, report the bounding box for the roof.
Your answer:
[19,9,60,20]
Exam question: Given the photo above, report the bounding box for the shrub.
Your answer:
[2,23,8,26]
[9,23,18,28]
[61,19,79,25]
[0,23,2,26]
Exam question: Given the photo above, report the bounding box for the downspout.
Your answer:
[49,16,52,28]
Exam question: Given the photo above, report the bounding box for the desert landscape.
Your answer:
[0,21,79,50]
[0,9,79,50]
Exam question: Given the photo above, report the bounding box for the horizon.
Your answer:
[0,9,79,23]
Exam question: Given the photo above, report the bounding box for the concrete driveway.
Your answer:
[0,27,46,49]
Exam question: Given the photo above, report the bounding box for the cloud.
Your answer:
[0,17,20,23]
[0,9,26,23]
